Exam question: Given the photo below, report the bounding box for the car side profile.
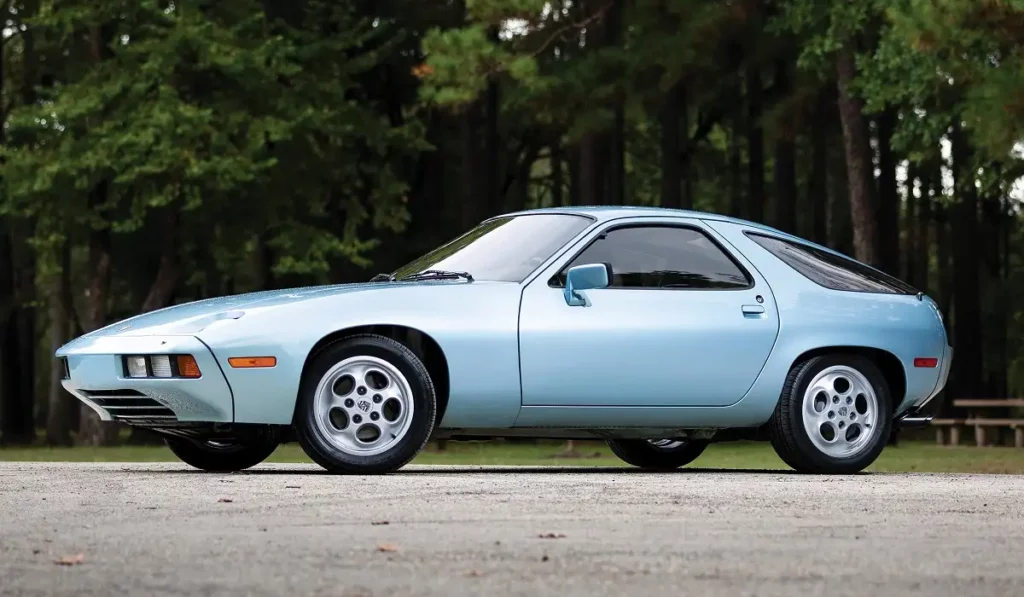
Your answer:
[56,207,950,474]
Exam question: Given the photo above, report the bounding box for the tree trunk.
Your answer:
[14,0,39,439]
[949,122,982,400]
[605,0,625,206]
[660,81,683,209]
[807,87,830,245]
[875,108,900,275]
[916,160,937,292]
[0,234,34,446]
[680,90,693,210]
[0,13,28,446]
[78,180,119,447]
[728,122,743,219]
[828,140,853,255]
[459,104,480,229]
[746,65,765,222]
[550,140,564,206]
[773,62,797,233]
[904,163,918,286]
[140,209,180,313]
[568,144,580,206]
[935,205,953,323]
[483,48,500,216]
[579,133,604,205]
[46,240,73,446]
[981,192,1007,400]
[835,46,878,265]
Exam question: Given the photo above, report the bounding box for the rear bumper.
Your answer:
[909,343,953,412]
[57,335,234,424]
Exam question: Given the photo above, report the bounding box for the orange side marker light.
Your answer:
[228,356,277,369]
[177,355,203,378]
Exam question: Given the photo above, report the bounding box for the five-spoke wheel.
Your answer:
[801,365,878,459]
[314,356,415,457]
[295,334,436,474]
[769,354,891,474]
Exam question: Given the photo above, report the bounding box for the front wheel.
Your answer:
[607,438,710,470]
[166,435,279,472]
[769,354,892,474]
[294,334,437,474]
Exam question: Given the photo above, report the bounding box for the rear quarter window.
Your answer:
[746,232,917,295]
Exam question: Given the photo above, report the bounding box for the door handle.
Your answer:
[742,305,765,315]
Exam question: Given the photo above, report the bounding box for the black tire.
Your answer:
[769,353,892,474]
[607,439,710,470]
[294,334,436,474]
[166,435,279,472]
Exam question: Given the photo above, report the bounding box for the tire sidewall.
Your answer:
[607,439,709,470]
[296,336,436,473]
[166,435,279,472]
[787,354,892,473]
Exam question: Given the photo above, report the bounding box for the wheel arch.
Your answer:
[299,324,451,425]
[791,346,906,411]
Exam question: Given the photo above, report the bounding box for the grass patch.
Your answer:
[2,440,1024,473]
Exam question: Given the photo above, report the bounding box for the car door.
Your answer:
[518,217,779,407]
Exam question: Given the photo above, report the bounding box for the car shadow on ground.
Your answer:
[112,466,806,476]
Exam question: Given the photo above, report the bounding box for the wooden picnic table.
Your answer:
[933,399,1024,447]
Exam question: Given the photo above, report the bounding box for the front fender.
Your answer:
[197,282,523,427]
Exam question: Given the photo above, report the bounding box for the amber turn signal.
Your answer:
[228,356,277,369]
[176,355,202,378]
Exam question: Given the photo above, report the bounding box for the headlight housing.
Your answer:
[122,355,202,378]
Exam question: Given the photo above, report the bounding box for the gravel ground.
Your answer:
[1,462,1023,597]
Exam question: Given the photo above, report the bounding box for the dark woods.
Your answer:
[0,0,1021,445]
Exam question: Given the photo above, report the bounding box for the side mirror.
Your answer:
[564,263,611,306]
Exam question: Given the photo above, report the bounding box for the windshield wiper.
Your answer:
[370,273,395,282]
[402,269,474,282]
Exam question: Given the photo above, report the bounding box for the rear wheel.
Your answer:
[607,438,710,470]
[294,334,436,474]
[166,435,279,472]
[769,354,892,474]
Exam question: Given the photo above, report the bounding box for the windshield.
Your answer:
[393,214,592,282]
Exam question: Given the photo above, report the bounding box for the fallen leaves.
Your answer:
[464,569,483,577]
[411,64,434,79]
[537,532,566,539]
[54,553,85,566]
[376,543,399,553]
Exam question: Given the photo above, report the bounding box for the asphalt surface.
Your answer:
[1,463,1023,597]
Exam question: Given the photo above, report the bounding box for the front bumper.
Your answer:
[58,335,234,424]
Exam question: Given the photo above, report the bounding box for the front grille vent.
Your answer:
[80,390,177,422]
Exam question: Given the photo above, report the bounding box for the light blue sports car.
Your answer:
[57,207,950,474]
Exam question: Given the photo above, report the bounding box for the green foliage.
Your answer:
[771,0,878,73]
[884,0,1024,157]
[3,0,423,284]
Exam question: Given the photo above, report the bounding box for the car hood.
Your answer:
[82,282,436,338]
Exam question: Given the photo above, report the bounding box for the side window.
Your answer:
[552,226,752,289]
[746,233,917,294]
